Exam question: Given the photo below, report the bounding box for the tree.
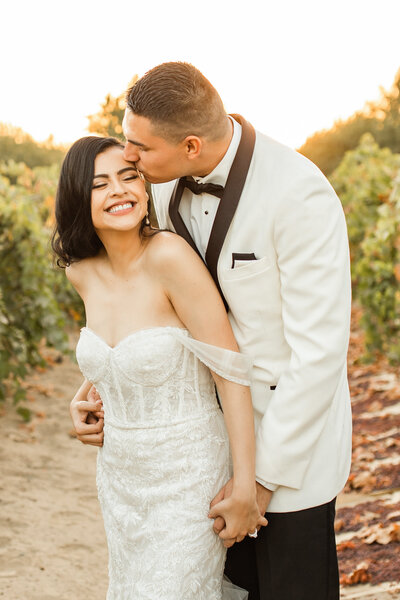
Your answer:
[367,69,400,153]
[299,68,400,176]
[0,124,65,168]
[0,161,84,415]
[87,76,138,140]
[329,134,400,362]
[329,133,400,269]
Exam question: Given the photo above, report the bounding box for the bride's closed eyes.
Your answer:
[92,167,139,189]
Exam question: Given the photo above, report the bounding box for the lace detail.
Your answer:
[76,326,251,599]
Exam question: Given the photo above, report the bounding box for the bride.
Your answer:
[52,135,267,600]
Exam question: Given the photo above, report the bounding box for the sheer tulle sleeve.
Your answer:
[172,329,253,386]
[222,576,249,599]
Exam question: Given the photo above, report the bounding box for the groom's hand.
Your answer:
[70,385,104,447]
[256,482,273,516]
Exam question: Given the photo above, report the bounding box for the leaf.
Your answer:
[340,561,372,586]
[351,471,377,491]
[362,522,400,544]
[334,518,345,533]
[337,540,356,551]
[16,406,32,422]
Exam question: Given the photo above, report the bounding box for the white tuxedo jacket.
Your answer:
[152,116,352,512]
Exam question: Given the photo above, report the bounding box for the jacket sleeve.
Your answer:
[255,168,351,490]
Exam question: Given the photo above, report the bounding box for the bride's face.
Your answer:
[91,146,148,233]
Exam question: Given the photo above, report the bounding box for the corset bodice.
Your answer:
[76,327,219,427]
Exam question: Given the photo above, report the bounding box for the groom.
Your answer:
[72,62,352,599]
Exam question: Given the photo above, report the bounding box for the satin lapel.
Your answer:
[168,176,229,310]
[168,178,203,259]
[205,115,256,295]
[167,115,255,312]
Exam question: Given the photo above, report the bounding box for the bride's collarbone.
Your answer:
[83,282,179,338]
[86,261,161,296]
[85,285,169,316]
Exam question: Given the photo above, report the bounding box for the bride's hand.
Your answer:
[208,487,268,548]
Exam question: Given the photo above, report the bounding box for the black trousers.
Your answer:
[225,498,339,600]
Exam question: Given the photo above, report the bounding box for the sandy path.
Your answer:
[0,348,108,600]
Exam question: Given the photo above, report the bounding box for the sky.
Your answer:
[1,0,399,149]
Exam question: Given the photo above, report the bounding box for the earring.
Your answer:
[145,212,150,226]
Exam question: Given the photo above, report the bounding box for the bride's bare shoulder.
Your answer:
[146,231,200,268]
[65,255,101,289]
[145,231,207,289]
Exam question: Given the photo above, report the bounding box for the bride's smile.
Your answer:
[105,201,136,215]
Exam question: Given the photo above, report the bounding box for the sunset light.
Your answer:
[2,0,400,149]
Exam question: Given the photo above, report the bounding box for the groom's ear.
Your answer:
[183,136,202,160]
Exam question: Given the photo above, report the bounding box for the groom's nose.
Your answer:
[123,143,139,162]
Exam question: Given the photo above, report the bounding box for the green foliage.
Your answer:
[300,68,400,175]
[353,175,400,362]
[0,124,65,169]
[0,161,84,412]
[299,114,376,176]
[330,135,400,362]
[330,134,400,269]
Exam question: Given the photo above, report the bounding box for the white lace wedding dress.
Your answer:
[76,326,251,600]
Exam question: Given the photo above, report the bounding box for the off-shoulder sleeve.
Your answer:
[172,329,253,386]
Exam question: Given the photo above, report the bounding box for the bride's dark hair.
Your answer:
[52,136,153,267]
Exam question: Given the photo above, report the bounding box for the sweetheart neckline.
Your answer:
[80,326,189,350]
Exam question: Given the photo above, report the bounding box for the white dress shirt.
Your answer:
[179,117,242,259]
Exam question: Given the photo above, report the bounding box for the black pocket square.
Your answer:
[231,252,256,268]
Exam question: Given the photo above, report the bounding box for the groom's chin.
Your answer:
[144,174,173,184]
[143,175,157,183]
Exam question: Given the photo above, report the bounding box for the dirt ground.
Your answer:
[0,348,108,600]
[0,342,399,600]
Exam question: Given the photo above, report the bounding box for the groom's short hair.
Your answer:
[126,62,227,143]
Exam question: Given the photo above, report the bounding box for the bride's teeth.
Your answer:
[108,203,133,213]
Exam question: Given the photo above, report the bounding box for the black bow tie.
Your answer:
[182,176,224,199]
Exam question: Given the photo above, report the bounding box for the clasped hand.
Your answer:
[208,478,270,548]
[70,385,104,446]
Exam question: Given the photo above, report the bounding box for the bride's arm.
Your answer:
[149,232,267,545]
